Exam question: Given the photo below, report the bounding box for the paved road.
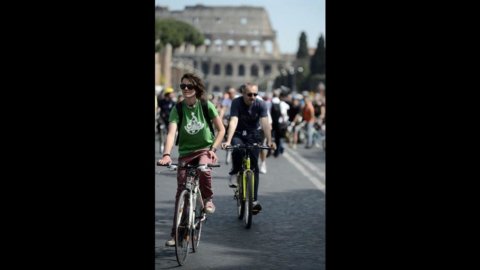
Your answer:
[155,136,325,269]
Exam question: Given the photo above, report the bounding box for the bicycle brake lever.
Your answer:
[198,165,210,172]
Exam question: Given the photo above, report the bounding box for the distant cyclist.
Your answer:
[158,87,176,133]
[221,83,275,215]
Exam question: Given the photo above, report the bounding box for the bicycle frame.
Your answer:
[240,148,255,201]
[184,168,205,232]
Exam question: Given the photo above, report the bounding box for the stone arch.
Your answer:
[201,61,209,75]
[238,40,248,54]
[226,39,235,52]
[214,39,223,52]
[251,40,261,54]
[264,40,273,54]
[251,64,259,77]
[213,63,221,75]
[204,39,211,52]
[263,64,271,75]
[238,64,245,76]
[225,63,233,76]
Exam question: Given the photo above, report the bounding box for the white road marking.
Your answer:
[284,147,325,179]
[283,151,325,192]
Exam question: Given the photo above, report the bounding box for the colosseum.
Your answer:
[155,5,293,94]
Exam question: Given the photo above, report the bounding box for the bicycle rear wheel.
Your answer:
[175,190,190,265]
[192,195,204,252]
[236,173,244,220]
[244,171,253,229]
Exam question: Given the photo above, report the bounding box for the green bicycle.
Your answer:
[225,143,271,229]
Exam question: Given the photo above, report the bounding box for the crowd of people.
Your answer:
[157,82,326,156]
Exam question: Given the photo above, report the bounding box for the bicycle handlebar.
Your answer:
[156,162,220,169]
[224,144,271,151]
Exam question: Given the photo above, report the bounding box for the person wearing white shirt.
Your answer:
[270,90,290,157]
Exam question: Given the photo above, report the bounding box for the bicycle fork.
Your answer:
[192,185,206,228]
[242,157,255,201]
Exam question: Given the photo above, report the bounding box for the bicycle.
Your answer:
[224,143,271,229]
[157,161,220,266]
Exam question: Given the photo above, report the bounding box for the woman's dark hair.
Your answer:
[181,73,206,100]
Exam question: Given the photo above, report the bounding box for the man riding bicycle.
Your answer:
[221,83,275,215]
[158,73,225,247]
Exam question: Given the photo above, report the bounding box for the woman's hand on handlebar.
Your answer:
[158,155,172,165]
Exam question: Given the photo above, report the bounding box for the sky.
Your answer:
[155,0,325,55]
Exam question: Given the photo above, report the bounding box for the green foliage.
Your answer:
[155,18,205,52]
[296,32,309,59]
[310,35,326,75]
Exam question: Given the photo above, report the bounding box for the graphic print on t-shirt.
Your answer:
[184,112,205,135]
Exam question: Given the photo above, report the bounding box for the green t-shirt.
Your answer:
[169,100,219,157]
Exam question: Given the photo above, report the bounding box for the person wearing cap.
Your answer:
[158,87,176,133]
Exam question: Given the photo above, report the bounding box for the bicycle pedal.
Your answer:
[197,213,206,222]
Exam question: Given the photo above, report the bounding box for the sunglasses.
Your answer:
[180,84,195,90]
[246,93,258,97]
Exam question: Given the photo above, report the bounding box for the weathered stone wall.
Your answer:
[155,5,287,93]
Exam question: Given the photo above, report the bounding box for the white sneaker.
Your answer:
[204,199,216,214]
[165,238,175,247]
[260,161,267,174]
[228,174,237,188]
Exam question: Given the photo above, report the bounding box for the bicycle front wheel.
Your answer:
[244,171,254,229]
[192,195,204,252]
[175,190,190,265]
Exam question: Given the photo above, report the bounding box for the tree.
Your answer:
[155,18,205,52]
[310,35,326,75]
[296,32,309,59]
[294,32,310,92]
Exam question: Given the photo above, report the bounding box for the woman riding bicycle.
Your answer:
[158,73,225,247]
[221,83,275,215]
